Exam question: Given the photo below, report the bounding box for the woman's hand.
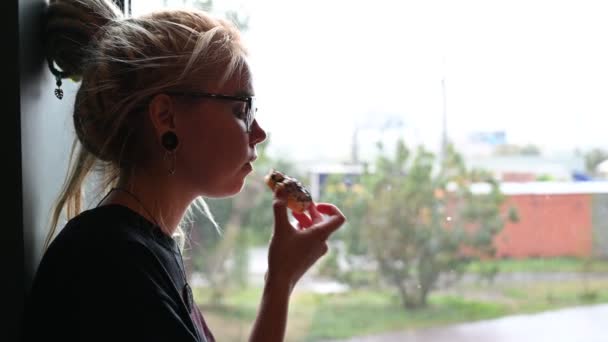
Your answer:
[266,183,346,293]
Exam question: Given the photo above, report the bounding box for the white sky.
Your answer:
[134,0,608,163]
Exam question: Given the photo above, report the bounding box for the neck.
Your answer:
[100,168,196,236]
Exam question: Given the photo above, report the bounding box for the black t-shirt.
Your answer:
[21,204,215,342]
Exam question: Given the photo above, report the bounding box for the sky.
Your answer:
[134,0,608,163]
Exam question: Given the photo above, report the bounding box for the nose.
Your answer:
[249,119,267,146]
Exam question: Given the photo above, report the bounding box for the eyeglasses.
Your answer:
[166,91,257,133]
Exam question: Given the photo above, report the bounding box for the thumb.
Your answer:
[310,214,346,241]
[309,204,346,240]
[272,184,290,234]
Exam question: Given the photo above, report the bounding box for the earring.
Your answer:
[54,75,63,100]
[161,131,178,175]
[161,131,179,151]
[164,150,176,175]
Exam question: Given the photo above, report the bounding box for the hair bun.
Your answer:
[45,0,123,79]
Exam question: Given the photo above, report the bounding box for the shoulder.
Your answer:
[23,206,197,342]
[36,205,164,283]
[49,205,156,254]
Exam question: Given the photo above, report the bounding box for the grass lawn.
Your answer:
[466,257,608,274]
[193,278,608,341]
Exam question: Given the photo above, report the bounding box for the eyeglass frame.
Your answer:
[165,91,257,133]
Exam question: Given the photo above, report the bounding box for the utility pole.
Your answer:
[440,56,448,167]
[351,127,359,164]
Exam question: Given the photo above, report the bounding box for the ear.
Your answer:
[148,93,176,137]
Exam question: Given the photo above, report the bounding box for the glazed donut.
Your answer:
[264,169,313,213]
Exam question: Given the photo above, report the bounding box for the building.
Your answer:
[476,182,608,258]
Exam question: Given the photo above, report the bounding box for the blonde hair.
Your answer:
[44,0,246,250]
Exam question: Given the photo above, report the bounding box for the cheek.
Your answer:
[180,126,217,168]
[179,120,248,175]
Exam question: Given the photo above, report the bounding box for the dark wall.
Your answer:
[14,0,79,340]
[11,1,127,340]
[20,0,77,286]
[5,0,24,340]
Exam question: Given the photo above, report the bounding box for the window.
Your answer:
[133,1,608,340]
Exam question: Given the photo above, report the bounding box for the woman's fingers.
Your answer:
[292,203,322,230]
[275,198,346,239]
[315,203,346,218]
[305,203,347,240]
[311,212,346,241]
[292,211,313,229]
[308,202,323,224]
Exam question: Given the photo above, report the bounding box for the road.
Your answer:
[325,304,608,342]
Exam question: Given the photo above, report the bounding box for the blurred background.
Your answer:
[63,0,608,341]
[139,1,608,341]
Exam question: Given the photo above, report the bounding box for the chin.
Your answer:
[228,180,247,196]
[203,179,246,199]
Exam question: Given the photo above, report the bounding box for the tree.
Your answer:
[320,173,369,255]
[318,172,374,287]
[192,0,250,32]
[339,140,516,309]
[584,148,608,177]
[192,0,213,12]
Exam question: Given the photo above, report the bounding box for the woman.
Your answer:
[22,1,346,341]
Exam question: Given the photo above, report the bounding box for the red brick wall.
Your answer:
[494,194,592,258]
